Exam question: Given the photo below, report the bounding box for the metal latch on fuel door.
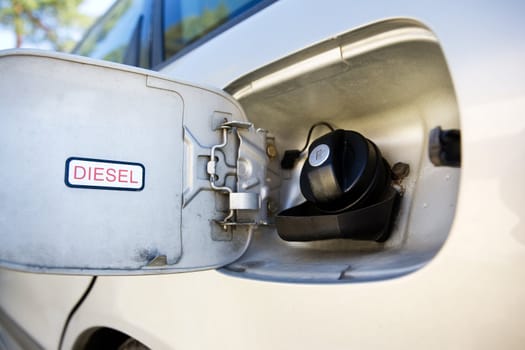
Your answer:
[207,120,270,229]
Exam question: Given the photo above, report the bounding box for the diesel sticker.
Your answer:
[65,157,145,191]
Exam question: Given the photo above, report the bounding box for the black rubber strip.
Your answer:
[58,276,97,350]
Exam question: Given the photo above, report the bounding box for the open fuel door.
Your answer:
[0,50,269,275]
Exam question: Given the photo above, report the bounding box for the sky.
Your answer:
[0,0,114,50]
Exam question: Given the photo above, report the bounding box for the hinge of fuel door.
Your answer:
[184,119,273,230]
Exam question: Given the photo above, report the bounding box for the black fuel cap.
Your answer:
[300,130,390,213]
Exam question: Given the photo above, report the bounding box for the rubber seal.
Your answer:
[276,187,400,242]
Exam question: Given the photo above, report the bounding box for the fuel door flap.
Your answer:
[0,50,268,275]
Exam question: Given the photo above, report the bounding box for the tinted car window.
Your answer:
[163,0,265,60]
[75,0,146,65]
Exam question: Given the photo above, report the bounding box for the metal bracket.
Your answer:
[207,121,268,229]
[429,126,461,167]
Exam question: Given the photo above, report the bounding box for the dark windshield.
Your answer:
[75,0,272,68]
[74,0,146,65]
[163,0,265,60]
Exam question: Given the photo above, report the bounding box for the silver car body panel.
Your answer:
[1,0,524,349]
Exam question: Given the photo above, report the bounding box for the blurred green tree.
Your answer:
[0,0,91,51]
